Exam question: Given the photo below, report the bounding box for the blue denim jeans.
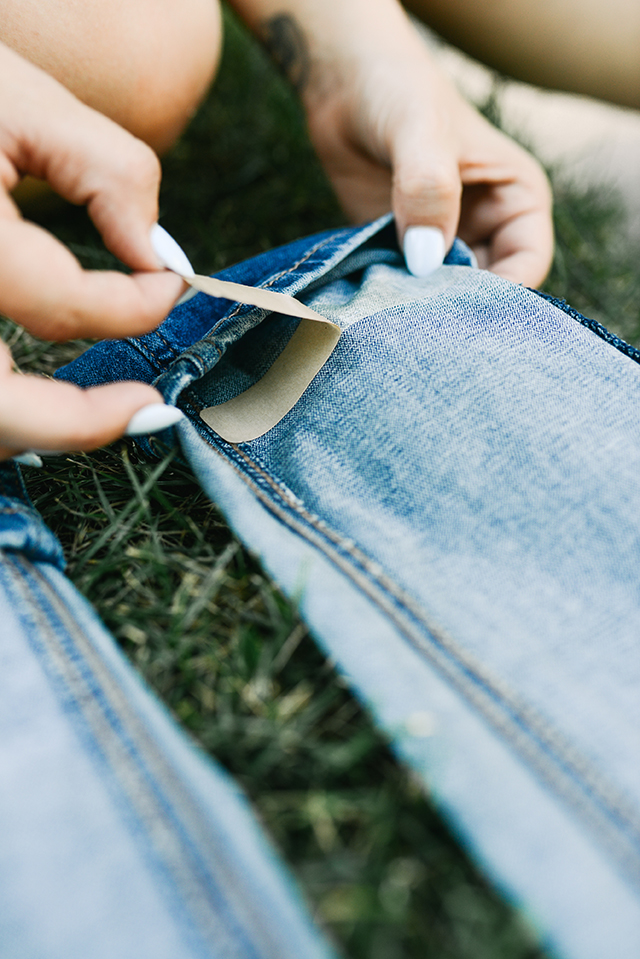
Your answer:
[6,213,640,959]
[0,465,335,959]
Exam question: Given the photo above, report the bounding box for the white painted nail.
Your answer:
[403,226,446,278]
[125,403,184,436]
[149,223,195,278]
[12,451,43,468]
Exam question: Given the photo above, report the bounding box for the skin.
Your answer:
[0,0,631,458]
[237,0,553,283]
[1,0,222,153]
[0,0,220,459]
[403,0,640,110]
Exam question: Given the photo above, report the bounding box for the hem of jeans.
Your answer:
[0,463,67,570]
[154,217,395,387]
[530,290,640,365]
[169,233,352,377]
[184,428,640,959]
[189,417,640,895]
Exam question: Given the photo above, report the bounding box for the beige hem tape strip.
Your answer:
[185,275,340,444]
[150,226,340,444]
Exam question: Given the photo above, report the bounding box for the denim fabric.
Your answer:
[0,466,335,959]
[57,214,640,959]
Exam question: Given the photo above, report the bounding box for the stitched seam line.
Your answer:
[259,234,340,289]
[155,330,180,355]
[1,553,270,959]
[184,234,344,355]
[228,448,637,829]
[530,290,640,365]
[122,337,165,373]
[1,555,233,957]
[198,433,640,887]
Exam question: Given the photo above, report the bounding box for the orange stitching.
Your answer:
[208,440,640,862]
[187,233,340,351]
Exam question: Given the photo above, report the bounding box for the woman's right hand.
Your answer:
[0,41,184,460]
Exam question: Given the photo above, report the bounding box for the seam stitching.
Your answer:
[185,234,343,354]
[198,433,640,880]
[2,553,265,959]
[530,290,640,365]
[122,337,164,373]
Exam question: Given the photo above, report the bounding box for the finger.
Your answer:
[0,368,171,459]
[0,43,164,272]
[0,215,184,340]
[390,120,462,276]
[459,175,554,287]
[484,207,555,287]
[456,124,554,286]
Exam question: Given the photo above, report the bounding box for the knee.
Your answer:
[1,0,222,153]
[107,0,223,152]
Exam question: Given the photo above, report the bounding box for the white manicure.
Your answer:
[150,223,195,278]
[403,226,446,278]
[125,403,184,436]
[11,452,44,468]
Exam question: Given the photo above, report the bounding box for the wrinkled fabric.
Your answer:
[41,213,640,958]
[0,461,336,959]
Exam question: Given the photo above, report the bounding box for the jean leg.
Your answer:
[54,218,640,959]
[178,412,640,959]
[0,467,335,959]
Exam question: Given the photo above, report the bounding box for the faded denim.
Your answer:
[0,464,335,959]
[12,212,640,959]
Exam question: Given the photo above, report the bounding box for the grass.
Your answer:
[6,7,640,958]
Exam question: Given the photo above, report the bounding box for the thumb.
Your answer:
[391,127,461,277]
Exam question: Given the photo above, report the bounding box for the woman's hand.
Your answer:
[234,0,553,286]
[0,42,183,460]
[305,37,554,285]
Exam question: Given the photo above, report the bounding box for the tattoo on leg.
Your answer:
[261,15,309,93]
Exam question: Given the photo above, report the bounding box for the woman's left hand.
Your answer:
[233,0,553,286]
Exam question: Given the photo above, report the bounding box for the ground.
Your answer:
[5,7,640,958]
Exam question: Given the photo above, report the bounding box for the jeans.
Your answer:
[0,465,335,959]
[6,213,640,959]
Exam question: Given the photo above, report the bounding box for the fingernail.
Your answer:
[150,224,195,278]
[11,452,43,468]
[175,286,197,307]
[125,403,184,436]
[403,226,446,278]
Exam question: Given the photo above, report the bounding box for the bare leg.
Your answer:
[404,0,640,109]
[0,0,222,153]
